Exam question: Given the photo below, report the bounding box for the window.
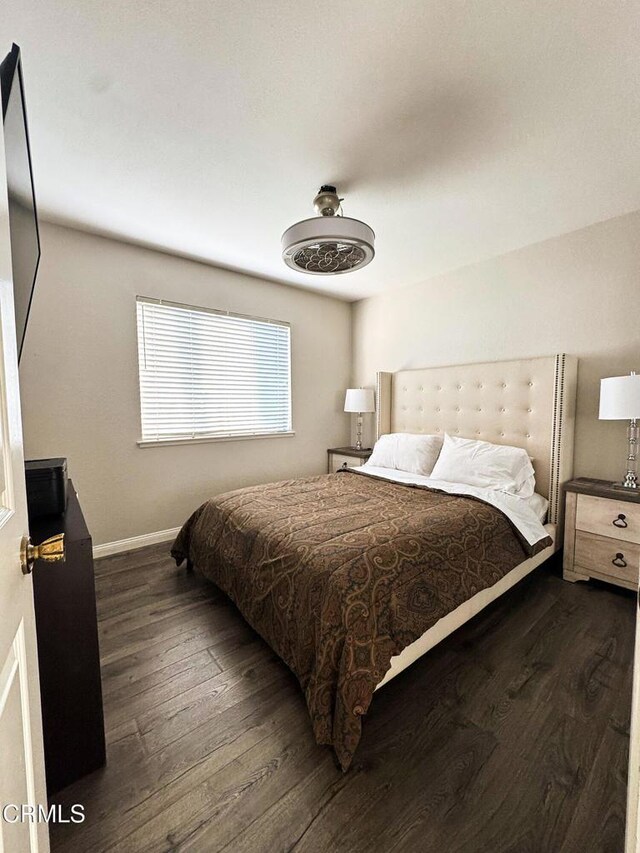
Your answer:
[136,297,292,445]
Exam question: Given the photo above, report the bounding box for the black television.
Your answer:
[0,43,40,362]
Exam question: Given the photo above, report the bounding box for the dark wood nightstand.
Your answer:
[327,446,372,473]
[563,477,640,591]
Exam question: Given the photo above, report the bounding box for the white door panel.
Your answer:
[0,623,39,853]
[0,67,48,853]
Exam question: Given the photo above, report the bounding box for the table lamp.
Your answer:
[344,388,375,451]
[599,371,640,489]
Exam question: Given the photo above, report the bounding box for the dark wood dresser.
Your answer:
[30,479,106,794]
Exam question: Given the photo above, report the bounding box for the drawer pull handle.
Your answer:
[612,553,627,568]
[613,514,628,528]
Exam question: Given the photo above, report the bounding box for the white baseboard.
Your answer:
[93,527,181,559]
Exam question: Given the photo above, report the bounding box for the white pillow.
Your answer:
[366,433,444,477]
[429,433,535,497]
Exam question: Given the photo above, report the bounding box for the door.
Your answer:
[0,99,48,852]
[626,590,640,853]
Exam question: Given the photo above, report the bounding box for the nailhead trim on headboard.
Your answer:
[376,371,392,440]
[549,353,565,525]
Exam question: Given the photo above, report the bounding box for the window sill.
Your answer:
[137,430,296,448]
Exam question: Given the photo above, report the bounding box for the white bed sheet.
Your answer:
[353,464,550,547]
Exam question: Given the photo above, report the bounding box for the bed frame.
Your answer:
[374,354,578,689]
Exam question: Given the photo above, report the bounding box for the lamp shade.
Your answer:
[344,388,375,413]
[599,374,640,420]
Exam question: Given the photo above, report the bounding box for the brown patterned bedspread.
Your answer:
[171,470,550,770]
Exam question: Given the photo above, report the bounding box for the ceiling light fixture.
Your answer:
[281,185,375,275]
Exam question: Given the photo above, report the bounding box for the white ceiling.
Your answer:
[3,1,640,300]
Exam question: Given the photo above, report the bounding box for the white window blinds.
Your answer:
[136,297,292,443]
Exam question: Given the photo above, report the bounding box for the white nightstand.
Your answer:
[327,446,372,474]
[563,477,640,591]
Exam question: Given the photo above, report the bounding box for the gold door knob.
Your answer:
[21,533,65,575]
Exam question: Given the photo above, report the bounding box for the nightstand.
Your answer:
[563,477,640,591]
[327,446,372,473]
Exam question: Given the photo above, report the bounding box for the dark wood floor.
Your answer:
[50,544,635,853]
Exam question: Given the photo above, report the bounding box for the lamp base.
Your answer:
[610,481,639,491]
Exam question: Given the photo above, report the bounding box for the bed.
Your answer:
[172,354,577,770]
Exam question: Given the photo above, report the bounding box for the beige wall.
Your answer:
[20,212,640,544]
[20,223,351,545]
[353,211,640,479]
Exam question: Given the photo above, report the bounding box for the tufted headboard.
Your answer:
[376,354,577,527]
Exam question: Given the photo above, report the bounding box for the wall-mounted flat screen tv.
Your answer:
[1,43,40,362]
